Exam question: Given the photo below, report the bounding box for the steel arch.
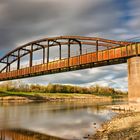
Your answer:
[0,36,131,73]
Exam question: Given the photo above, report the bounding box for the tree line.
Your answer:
[0,81,127,96]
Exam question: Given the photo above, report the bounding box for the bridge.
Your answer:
[0,36,140,101]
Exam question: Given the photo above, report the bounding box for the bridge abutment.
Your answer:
[128,57,140,102]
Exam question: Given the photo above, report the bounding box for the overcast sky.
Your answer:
[0,0,140,90]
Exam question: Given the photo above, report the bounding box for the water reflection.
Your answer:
[0,129,65,140]
[0,101,120,140]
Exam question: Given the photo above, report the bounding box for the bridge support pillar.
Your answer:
[128,57,140,102]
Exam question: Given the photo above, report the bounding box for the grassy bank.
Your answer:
[92,92,127,99]
[0,91,127,103]
[0,90,113,102]
[0,81,128,102]
[0,90,127,98]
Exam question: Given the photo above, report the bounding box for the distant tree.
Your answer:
[0,80,127,97]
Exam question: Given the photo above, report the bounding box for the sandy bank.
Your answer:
[0,94,112,103]
[90,109,140,140]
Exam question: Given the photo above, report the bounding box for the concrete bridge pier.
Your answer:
[128,57,140,102]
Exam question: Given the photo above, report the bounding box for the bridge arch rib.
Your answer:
[0,36,131,74]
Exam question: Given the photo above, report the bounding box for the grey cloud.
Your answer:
[0,0,124,53]
[127,0,140,30]
[0,0,61,51]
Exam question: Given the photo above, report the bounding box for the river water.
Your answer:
[0,100,125,140]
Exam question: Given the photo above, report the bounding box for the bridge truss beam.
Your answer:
[0,36,132,73]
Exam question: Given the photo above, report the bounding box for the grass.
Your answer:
[92,92,128,99]
[0,90,127,100]
[0,90,95,98]
[0,82,128,100]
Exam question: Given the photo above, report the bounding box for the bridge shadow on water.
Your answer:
[0,129,66,140]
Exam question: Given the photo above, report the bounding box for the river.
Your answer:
[0,100,126,140]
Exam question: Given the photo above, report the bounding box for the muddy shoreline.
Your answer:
[0,95,113,103]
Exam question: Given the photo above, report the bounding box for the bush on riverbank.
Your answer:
[0,81,127,98]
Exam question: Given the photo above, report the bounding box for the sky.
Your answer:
[0,0,140,91]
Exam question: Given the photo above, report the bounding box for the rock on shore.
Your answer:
[90,112,140,140]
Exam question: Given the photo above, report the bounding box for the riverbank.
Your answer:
[0,91,114,103]
[0,82,128,101]
[90,104,140,140]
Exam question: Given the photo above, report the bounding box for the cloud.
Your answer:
[19,63,127,91]
[0,0,124,51]
[127,0,140,30]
